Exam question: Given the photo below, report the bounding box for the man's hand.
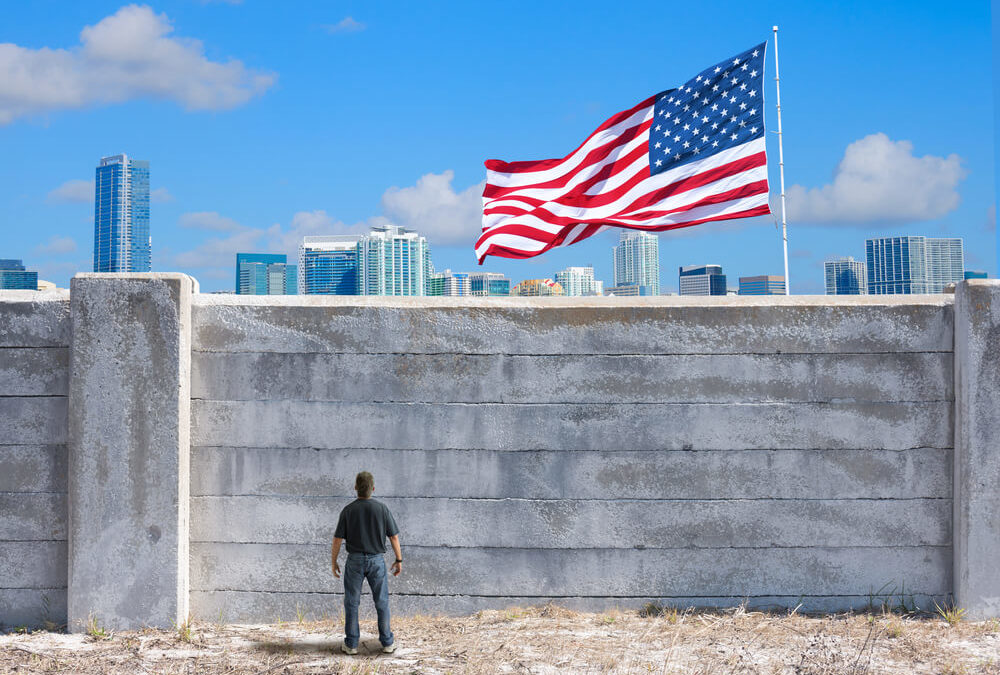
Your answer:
[333,561,341,578]
[390,561,402,577]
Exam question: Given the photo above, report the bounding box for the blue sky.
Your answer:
[1,0,994,293]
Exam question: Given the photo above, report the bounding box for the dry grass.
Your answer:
[2,604,998,674]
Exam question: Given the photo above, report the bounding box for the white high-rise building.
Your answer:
[865,236,964,294]
[554,266,603,296]
[824,257,867,295]
[613,230,660,295]
[359,225,432,296]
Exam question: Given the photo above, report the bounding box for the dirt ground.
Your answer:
[2,604,998,674]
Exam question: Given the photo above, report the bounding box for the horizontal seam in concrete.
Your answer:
[191,350,956,358]
[0,395,67,400]
[0,491,66,496]
[0,539,67,543]
[190,445,956,453]
[190,543,952,551]
[190,398,955,406]
[190,496,952,503]
[0,345,68,350]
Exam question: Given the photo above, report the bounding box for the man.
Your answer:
[331,471,402,655]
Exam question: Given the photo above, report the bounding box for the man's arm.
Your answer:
[331,537,343,578]
[389,534,402,576]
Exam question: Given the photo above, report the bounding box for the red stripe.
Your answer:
[484,96,656,174]
[483,119,651,200]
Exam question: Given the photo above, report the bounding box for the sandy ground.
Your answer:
[2,604,999,674]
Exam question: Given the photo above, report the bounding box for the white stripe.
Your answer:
[486,106,654,189]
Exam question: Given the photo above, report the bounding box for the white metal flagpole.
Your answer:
[773,25,790,295]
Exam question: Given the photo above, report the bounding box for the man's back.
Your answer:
[335,498,399,554]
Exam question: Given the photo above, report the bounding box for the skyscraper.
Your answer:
[679,265,726,295]
[613,230,660,295]
[93,154,150,272]
[554,266,603,296]
[235,253,297,295]
[0,259,38,290]
[426,269,470,296]
[824,257,867,295]
[865,236,964,294]
[738,275,786,295]
[359,226,431,296]
[468,272,511,297]
[298,236,362,295]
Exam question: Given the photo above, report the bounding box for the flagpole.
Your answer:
[773,25,790,295]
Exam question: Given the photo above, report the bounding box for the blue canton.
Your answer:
[649,42,767,175]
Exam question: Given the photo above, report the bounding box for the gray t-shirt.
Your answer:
[334,498,400,554]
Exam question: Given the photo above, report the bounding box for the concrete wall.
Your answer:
[188,293,956,620]
[0,291,70,629]
[3,278,999,628]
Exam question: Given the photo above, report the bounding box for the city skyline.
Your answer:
[0,2,994,293]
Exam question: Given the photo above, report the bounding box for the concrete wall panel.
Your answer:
[191,447,951,500]
[0,348,69,396]
[0,292,71,347]
[191,296,953,355]
[192,400,952,451]
[0,494,66,540]
[0,446,67,493]
[191,496,950,548]
[0,397,68,444]
[191,543,950,598]
[192,351,952,405]
[0,542,66,589]
[0,589,67,629]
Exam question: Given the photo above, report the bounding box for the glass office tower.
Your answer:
[359,226,431,296]
[679,265,727,295]
[866,236,964,294]
[0,259,38,290]
[469,272,511,296]
[738,275,786,295]
[299,236,362,295]
[613,230,660,295]
[235,253,297,294]
[824,257,868,295]
[555,266,603,296]
[93,154,151,272]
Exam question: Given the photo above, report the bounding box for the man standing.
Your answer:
[331,471,402,655]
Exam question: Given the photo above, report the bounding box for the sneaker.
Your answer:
[341,643,358,655]
[382,643,397,654]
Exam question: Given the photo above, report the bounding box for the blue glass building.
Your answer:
[824,257,867,295]
[866,236,964,294]
[299,236,362,295]
[0,259,38,290]
[678,265,726,296]
[93,154,151,272]
[469,272,511,296]
[235,253,296,294]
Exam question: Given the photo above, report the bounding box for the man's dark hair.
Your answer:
[355,471,374,498]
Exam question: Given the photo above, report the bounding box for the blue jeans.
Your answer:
[343,552,393,649]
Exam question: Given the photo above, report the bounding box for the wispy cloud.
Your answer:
[786,133,966,225]
[34,236,78,255]
[179,211,243,231]
[151,187,174,203]
[0,4,276,125]
[47,179,94,203]
[322,16,366,34]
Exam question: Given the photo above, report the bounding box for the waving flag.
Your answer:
[476,43,770,264]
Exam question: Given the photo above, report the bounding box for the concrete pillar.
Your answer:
[953,279,1000,618]
[67,273,195,631]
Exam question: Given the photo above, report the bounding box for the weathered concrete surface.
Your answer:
[191,294,954,355]
[0,290,71,347]
[0,348,69,396]
[0,494,66,540]
[191,591,949,622]
[0,446,66,493]
[191,543,950,598]
[0,398,68,445]
[0,590,67,630]
[191,496,950,548]
[0,542,66,589]
[193,399,952,451]
[953,280,1000,618]
[191,447,951,500]
[192,351,952,404]
[67,274,193,631]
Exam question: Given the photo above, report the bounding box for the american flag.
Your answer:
[476,42,770,263]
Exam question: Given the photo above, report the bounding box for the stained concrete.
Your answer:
[67,274,193,631]
[953,280,1000,618]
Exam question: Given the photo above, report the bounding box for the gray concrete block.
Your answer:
[0,398,67,445]
[190,590,950,623]
[192,351,953,405]
[192,400,952,451]
[191,543,950,598]
[0,494,66,540]
[191,295,954,355]
[0,446,67,493]
[953,280,1000,618]
[190,496,950,549]
[0,589,67,630]
[0,542,66,588]
[67,273,194,631]
[190,447,952,500]
[0,291,71,347]
[0,348,69,396]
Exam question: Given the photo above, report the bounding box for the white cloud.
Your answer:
[0,4,276,125]
[381,170,485,245]
[47,179,94,203]
[34,235,78,255]
[786,133,966,225]
[179,211,243,231]
[172,228,263,269]
[151,187,174,203]
[323,17,365,34]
